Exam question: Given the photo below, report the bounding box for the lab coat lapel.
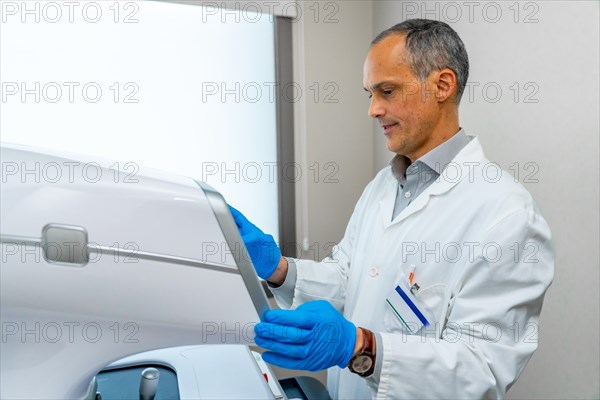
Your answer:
[383,137,486,228]
[379,177,397,230]
[391,188,433,225]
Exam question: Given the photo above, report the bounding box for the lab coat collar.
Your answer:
[380,135,485,229]
[389,128,470,184]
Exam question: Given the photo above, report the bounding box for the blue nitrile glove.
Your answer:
[254,300,357,372]
[228,205,281,280]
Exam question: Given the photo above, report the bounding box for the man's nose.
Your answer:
[368,97,384,119]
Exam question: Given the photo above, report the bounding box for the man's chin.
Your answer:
[386,138,402,154]
[387,142,413,160]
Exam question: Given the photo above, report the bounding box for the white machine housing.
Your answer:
[0,143,276,399]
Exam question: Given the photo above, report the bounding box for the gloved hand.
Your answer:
[228,205,281,280]
[254,300,357,372]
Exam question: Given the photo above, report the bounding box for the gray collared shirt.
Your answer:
[391,128,472,220]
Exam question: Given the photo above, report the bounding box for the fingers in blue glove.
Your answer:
[227,204,282,280]
[257,319,346,343]
[228,204,251,232]
[255,322,313,343]
[261,352,316,372]
[254,300,357,372]
[262,309,317,329]
[255,338,311,359]
[255,322,346,355]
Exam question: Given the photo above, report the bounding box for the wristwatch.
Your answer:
[347,327,376,377]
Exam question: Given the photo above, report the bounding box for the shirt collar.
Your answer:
[390,128,471,182]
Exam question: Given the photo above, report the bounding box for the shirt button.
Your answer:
[369,267,379,277]
[404,191,412,198]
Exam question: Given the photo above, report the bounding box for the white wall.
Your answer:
[372,1,599,398]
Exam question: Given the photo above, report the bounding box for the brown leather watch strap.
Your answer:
[362,328,375,355]
[347,327,376,376]
[361,328,376,375]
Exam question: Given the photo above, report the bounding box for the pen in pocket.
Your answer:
[408,264,416,285]
[408,264,420,294]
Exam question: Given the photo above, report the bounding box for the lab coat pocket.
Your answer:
[412,284,447,337]
[383,271,446,336]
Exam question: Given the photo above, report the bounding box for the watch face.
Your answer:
[351,354,373,374]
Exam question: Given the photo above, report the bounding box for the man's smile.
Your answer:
[381,122,399,134]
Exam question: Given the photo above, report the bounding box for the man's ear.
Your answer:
[435,68,458,103]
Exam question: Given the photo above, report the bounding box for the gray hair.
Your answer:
[372,19,469,103]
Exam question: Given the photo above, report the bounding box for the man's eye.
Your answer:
[384,89,393,95]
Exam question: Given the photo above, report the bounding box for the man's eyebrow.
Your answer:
[363,81,397,91]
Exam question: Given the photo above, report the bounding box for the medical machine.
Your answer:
[0,143,328,399]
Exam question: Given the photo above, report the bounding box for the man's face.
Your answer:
[363,35,442,161]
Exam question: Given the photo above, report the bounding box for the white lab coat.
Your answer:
[272,137,554,399]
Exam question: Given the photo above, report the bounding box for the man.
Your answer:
[231,19,553,399]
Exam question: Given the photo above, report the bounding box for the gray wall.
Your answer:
[290,0,599,398]
[267,0,375,386]
[291,1,374,261]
